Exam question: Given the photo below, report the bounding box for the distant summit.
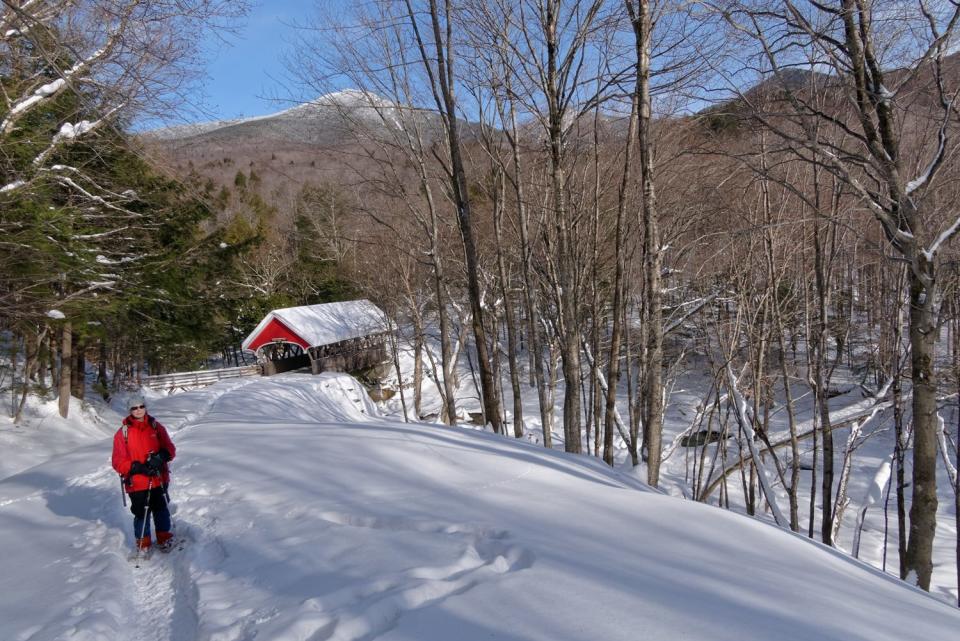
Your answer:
[141,89,460,198]
[144,90,413,148]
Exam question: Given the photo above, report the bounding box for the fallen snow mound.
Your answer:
[192,372,381,426]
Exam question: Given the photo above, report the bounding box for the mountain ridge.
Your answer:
[144,89,415,147]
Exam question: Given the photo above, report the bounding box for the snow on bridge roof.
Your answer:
[241,299,388,352]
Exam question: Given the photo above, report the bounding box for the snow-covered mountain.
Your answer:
[145,90,425,147]
[1,373,958,641]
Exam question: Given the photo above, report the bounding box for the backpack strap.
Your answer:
[121,415,158,444]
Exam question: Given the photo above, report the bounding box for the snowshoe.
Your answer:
[156,536,185,553]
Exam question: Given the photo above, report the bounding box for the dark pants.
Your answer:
[129,484,171,540]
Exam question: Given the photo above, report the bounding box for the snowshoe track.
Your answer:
[253,511,533,641]
[127,525,200,641]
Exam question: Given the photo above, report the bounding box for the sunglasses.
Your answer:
[130,405,146,410]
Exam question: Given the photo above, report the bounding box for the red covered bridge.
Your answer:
[242,300,391,376]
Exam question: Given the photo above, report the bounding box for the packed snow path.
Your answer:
[1,373,959,641]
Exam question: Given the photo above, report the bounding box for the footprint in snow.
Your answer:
[255,511,533,641]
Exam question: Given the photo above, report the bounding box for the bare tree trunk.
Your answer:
[423,182,458,425]
[49,334,58,392]
[489,309,503,433]
[551,151,582,454]
[8,334,20,418]
[906,263,939,588]
[810,177,836,545]
[58,322,72,419]
[953,307,960,605]
[819,386,835,545]
[604,73,639,466]
[72,333,85,401]
[480,3,561,448]
[493,172,524,438]
[627,0,663,484]
[408,0,502,434]
[832,417,866,544]
[758,143,799,528]
[111,342,121,393]
[803,276,819,538]
[435,272,458,425]
[770,275,800,531]
[589,142,601,457]
[626,298,642,467]
[98,340,109,400]
[413,315,424,418]
[509,103,551,448]
[885,265,908,577]
[38,333,48,389]
[13,340,29,424]
[14,327,47,423]
[539,0,589,454]
[546,334,560,441]
[390,326,410,422]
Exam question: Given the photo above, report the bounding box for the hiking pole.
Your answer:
[119,476,127,507]
[136,476,154,565]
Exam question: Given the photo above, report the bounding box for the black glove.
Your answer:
[129,461,150,476]
[146,452,165,475]
[158,448,171,463]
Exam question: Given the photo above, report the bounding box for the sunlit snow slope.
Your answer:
[1,373,958,641]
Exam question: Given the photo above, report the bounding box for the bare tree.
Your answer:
[399,0,504,433]
[719,0,960,589]
[501,0,610,453]
[293,0,505,429]
[462,0,557,446]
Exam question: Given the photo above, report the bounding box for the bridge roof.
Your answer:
[241,299,388,352]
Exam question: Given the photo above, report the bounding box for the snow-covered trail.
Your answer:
[1,373,959,641]
[0,378,259,641]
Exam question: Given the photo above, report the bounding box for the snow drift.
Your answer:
[0,373,957,641]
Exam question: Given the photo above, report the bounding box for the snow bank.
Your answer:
[0,395,117,482]
[0,373,958,641]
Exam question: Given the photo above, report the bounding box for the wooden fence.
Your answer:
[142,364,261,390]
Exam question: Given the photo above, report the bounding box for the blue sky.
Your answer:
[188,0,324,123]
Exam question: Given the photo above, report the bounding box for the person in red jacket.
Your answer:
[112,398,176,551]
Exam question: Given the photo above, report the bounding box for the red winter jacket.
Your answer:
[112,414,176,493]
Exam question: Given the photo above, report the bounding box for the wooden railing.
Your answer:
[141,364,261,390]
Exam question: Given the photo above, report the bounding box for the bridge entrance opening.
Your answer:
[261,340,310,375]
